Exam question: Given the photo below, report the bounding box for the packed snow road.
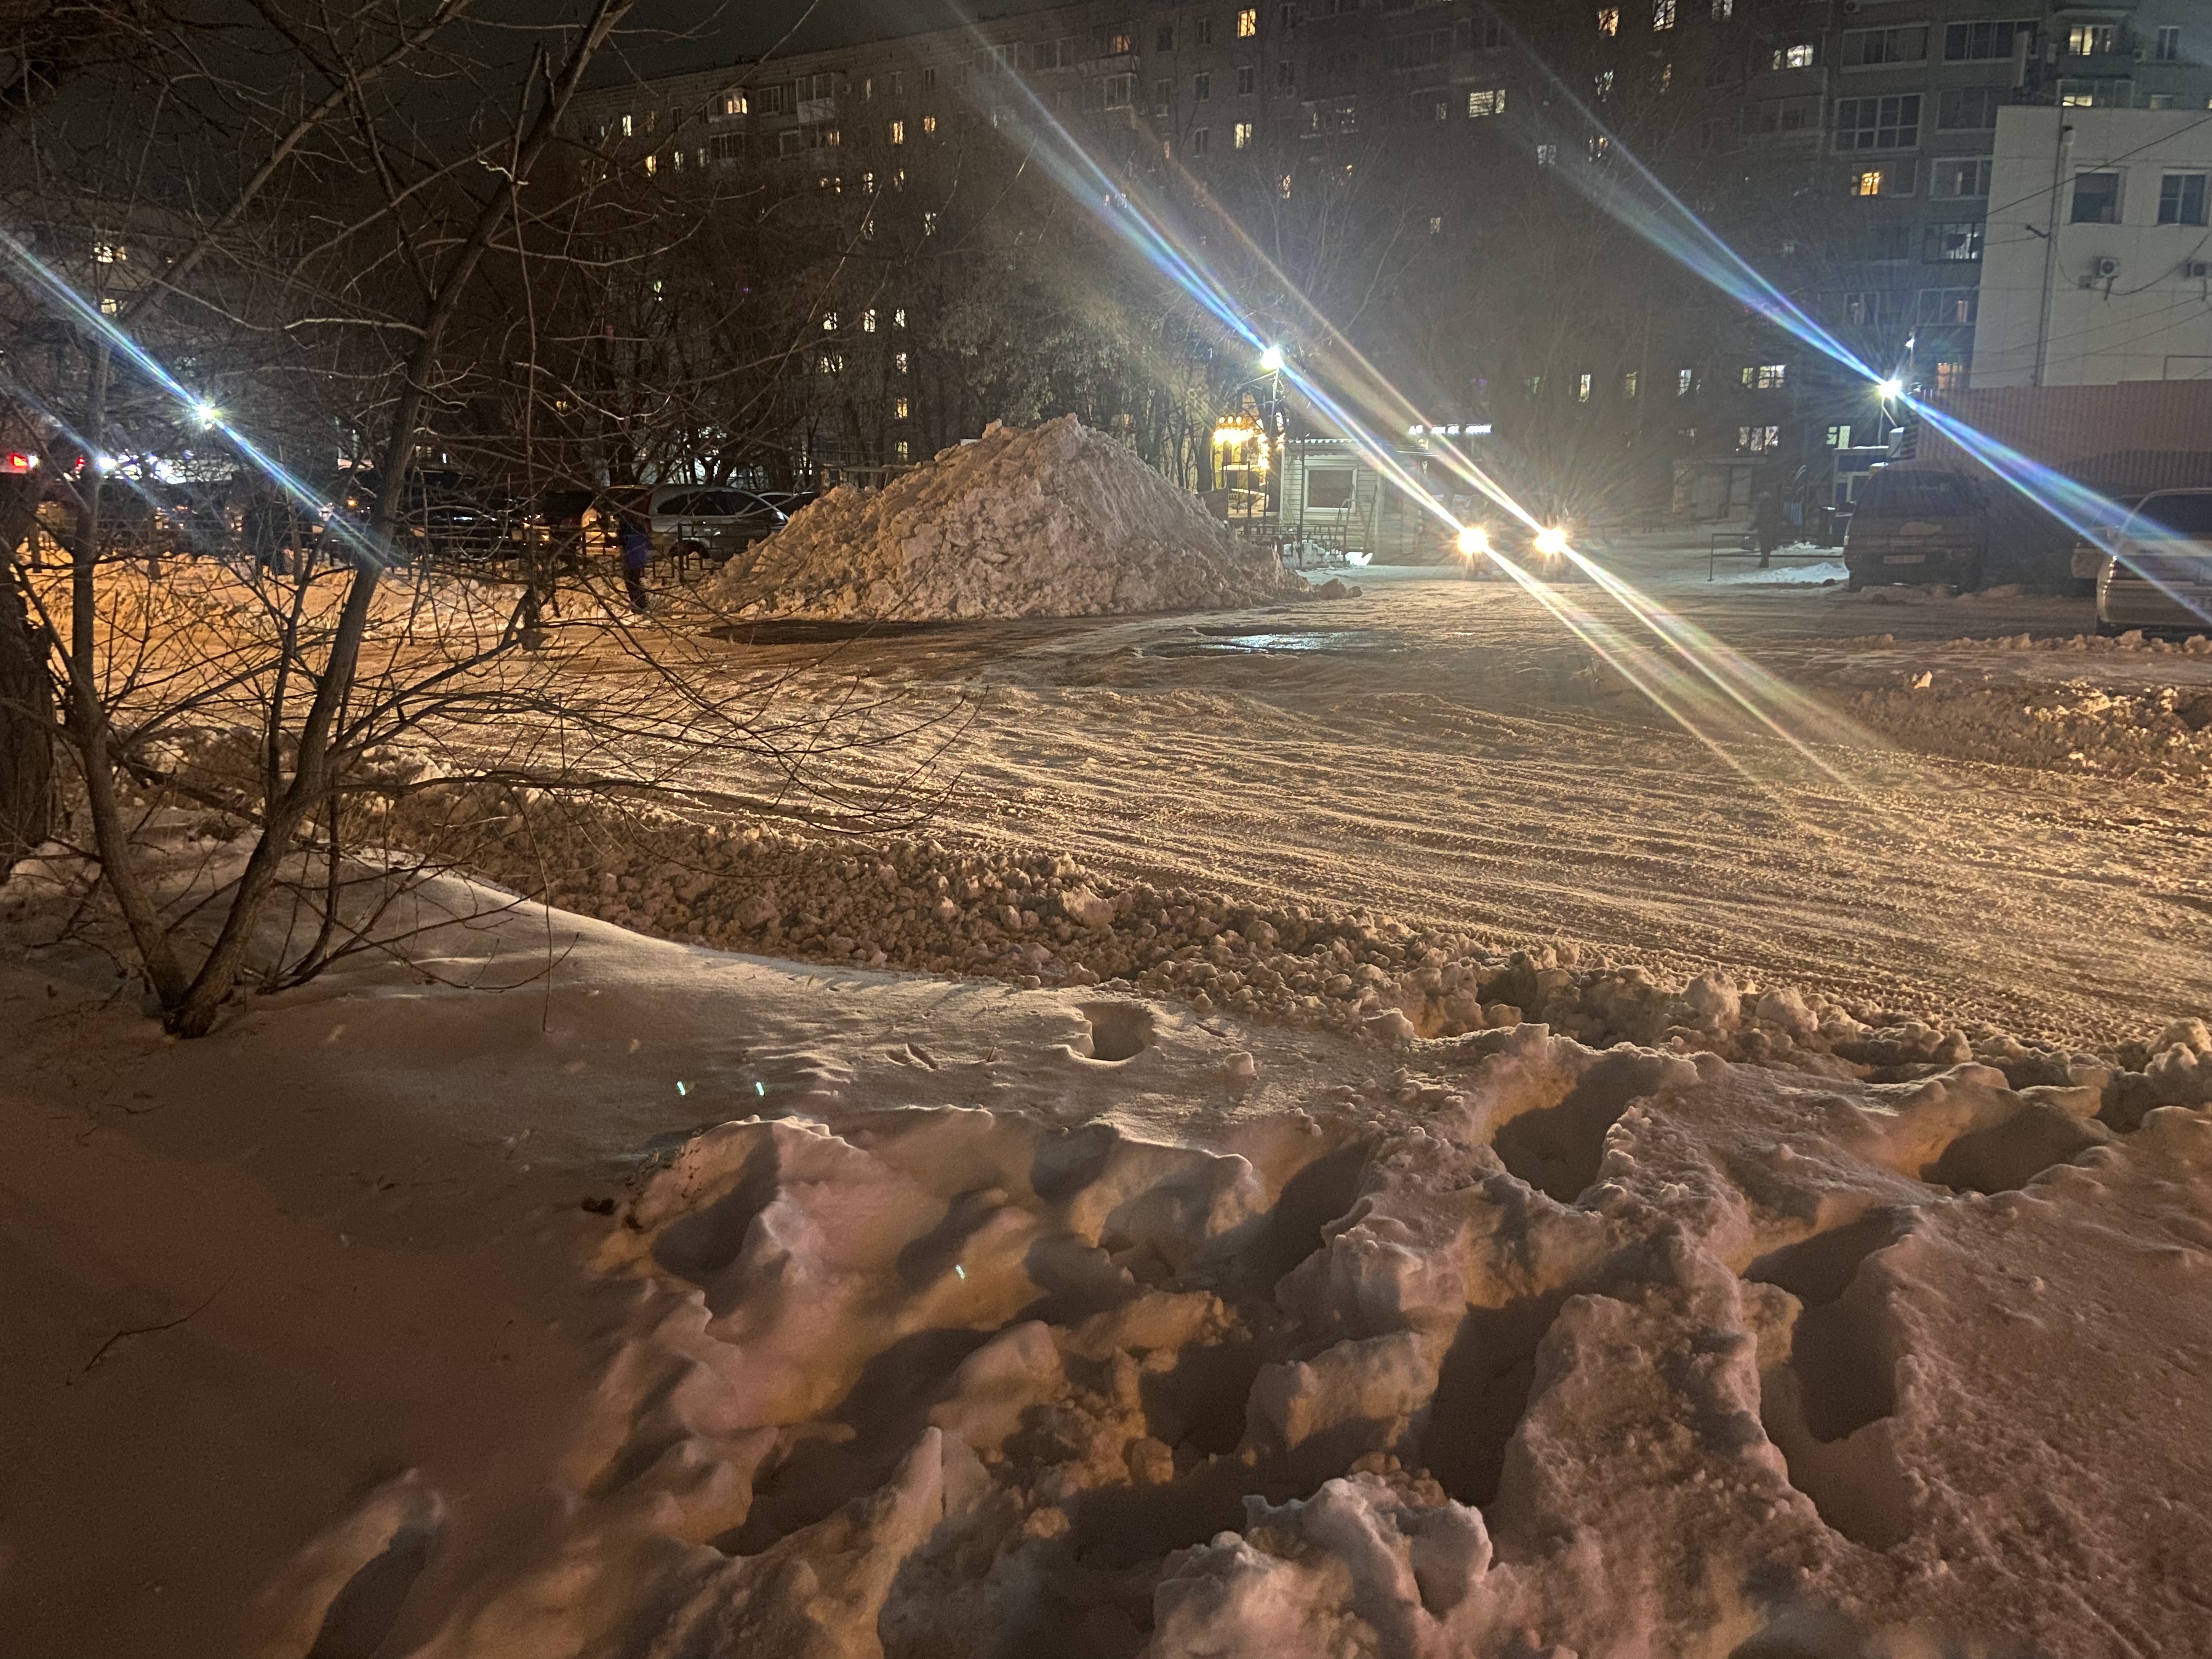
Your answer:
[571,540,2211,1048]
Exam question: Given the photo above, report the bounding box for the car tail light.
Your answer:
[3,452,37,473]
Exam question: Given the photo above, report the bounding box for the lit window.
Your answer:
[894,308,907,327]
[722,92,748,116]
[1237,8,1258,38]
[1741,363,1786,390]
[1428,214,1444,234]
[1853,169,1883,196]
[1773,43,1813,69]
[921,115,936,133]
[1577,373,1593,402]
[894,397,910,418]
[99,296,119,315]
[1279,173,1293,198]
[1711,0,1731,16]
[889,120,905,144]
[1933,361,1967,393]
[1596,69,1615,98]
[1468,88,1505,117]
[1535,143,1558,165]
[1677,368,1695,396]
[862,77,874,100]
[620,112,634,137]
[2068,22,2117,56]
[862,308,878,332]
[1525,375,1543,396]
[644,152,657,174]
[823,312,839,331]
[1826,424,1852,448]
[862,171,876,192]
[1737,424,1779,452]
[91,241,125,264]
[1234,121,1254,148]
[1660,63,1671,91]
[894,352,910,373]
[1654,0,1676,30]
[1598,7,1619,36]
[820,353,844,375]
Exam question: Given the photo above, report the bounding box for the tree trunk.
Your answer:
[0,484,53,864]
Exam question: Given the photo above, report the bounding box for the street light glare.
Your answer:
[1259,343,1285,374]
[1455,524,1489,557]
[194,399,221,427]
[1534,526,1570,556]
[1876,377,1904,400]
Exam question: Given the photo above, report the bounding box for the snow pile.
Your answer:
[708,416,1304,620]
[252,1020,2212,1657]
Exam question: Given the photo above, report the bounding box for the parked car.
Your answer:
[2069,495,2146,598]
[1842,467,1987,591]
[755,489,820,519]
[633,486,788,566]
[2095,489,2212,636]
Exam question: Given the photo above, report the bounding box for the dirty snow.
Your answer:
[707,416,1304,620]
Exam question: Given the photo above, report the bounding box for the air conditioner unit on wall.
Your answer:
[2187,261,2212,280]
[2092,256,2121,279]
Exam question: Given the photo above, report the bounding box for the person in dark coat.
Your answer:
[1752,489,1788,569]
[619,511,652,612]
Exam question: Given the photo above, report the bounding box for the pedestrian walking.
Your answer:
[619,511,652,612]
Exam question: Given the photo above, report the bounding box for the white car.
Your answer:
[2095,489,2212,636]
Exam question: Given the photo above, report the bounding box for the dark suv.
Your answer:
[1843,467,1987,592]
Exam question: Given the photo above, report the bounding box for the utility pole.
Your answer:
[2033,120,2073,387]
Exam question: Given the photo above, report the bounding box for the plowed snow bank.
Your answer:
[708,415,1303,619]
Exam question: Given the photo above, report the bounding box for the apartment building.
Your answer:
[1973,105,2212,386]
[566,1,2211,512]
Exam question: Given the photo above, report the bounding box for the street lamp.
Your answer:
[1259,343,1285,374]
[1455,524,1489,558]
[1534,525,1570,556]
[1875,377,1905,402]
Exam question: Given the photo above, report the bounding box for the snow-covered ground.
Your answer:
[7,533,2212,1658]
[5,875,2209,1658]
[555,543,2212,1049]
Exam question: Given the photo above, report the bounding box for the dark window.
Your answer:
[1835,94,1921,150]
[1842,25,1927,66]
[1917,287,1978,324]
[1945,20,2028,61]
[2134,493,2212,534]
[1307,467,1356,509]
[1924,221,1985,261]
[1936,87,2001,129]
[1155,23,1174,50]
[2071,171,2121,224]
[2159,173,2209,227]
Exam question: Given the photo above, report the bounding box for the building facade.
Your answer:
[1972,105,2212,386]
[567,1,2212,515]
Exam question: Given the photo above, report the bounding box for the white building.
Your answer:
[1972,106,2212,388]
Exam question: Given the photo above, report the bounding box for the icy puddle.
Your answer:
[1144,626,1404,658]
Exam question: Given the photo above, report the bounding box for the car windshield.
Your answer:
[2129,494,2212,538]
[1864,472,1974,516]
